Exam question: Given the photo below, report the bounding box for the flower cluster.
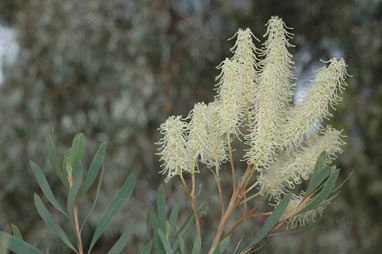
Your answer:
[157,16,348,225]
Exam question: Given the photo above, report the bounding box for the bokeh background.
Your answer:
[0,0,381,253]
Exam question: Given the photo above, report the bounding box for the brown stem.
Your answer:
[208,164,254,254]
[180,174,201,238]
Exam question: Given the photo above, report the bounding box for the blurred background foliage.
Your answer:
[0,0,380,253]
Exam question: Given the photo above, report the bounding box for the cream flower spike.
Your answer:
[258,126,345,199]
[246,16,295,170]
[230,28,260,108]
[156,115,192,182]
[215,58,242,137]
[204,101,229,169]
[283,58,348,148]
[186,102,210,164]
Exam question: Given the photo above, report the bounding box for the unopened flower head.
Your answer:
[186,102,210,164]
[156,115,192,182]
[259,126,345,198]
[283,58,348,148]
[246,16,295,170]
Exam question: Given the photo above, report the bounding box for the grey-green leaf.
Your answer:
[79,142,107,199]
[192,236,201,254]
[246,193,291,249]
[11,225,23,240]
[34,194,76,252]
[0,232,44,254]
[158,230,174,254]
[108,221,134,254]
[169,205,179,239]
[310,152,326,182]
[214,237,229,254]
[30,161,67,216]
[45,134,68,188]
[303,167,330,199]
[88,173,136,253]
[298,169,340,215]
[71,133,85,176]
[140,241,153,254]
[157,184,166,231]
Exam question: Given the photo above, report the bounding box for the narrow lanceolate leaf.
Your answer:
[246,193,291,249]
[88,173,136,253]
[168,205,179,239]
[71,133,85,176]
[174,203,207,240]
[140,241,153,254]
[30,161,66,216]
[214,237,229,254]
[158,230,174,254]
[11,225,23,240]
[33,194,76,252]
[108,222,134,254]
[157,185,166,231]
[310,151,326,182]
[178,237,185,254]
[45,134,69,188]
[79,142,107,199]
[67,167,83,229]
[0,232,44,254]
[149,211,164,254]
[303,167,330,199]
[192,236,201,254]
[298,169,340,215]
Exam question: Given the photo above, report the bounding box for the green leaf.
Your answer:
[80,162,105,232]
[192,236,201,254]
[0,232,44,254]
[214,237,229,254]
[140,241,153,254]
[71,133,85,176]
[11,225,23,240]
[168,205,179,239]
[298,169,340,215]
[310,152,326,182]
[149,211,164,254]
[30,161,67,216]
[178,237,185,254]
[245,193,291,249]
[33,194,76,252]
[45,134,68,188]
[88,173,136,253]
[303,167,330,199]
[108,221,134,254]
[158,230,174,254]
[157,185,166,231]
[79,142,107,199]
[67,167,83,229]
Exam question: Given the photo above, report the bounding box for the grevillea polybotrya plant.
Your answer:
[0,16,350,254]
[156,16,349,253]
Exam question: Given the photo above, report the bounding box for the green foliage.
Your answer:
[0,134,136,254]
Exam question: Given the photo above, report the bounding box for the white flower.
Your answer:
[156,116,192,182]
[246,16,295,170]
